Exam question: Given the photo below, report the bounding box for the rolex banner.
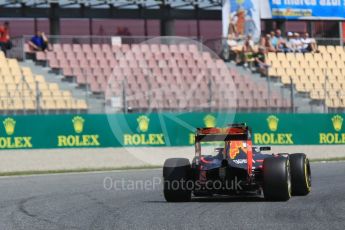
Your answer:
[0,113,344,149]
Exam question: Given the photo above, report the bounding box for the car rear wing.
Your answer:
[195,124,251,142]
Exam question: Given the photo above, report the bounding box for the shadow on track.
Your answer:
[191,196,266,202]
[144,196,267,203]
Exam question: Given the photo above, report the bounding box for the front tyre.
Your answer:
[263,156,291,201]
[163,158,192,202]
[289,153,311,196]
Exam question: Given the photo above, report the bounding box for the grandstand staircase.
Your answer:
[20,60,104,113]
[227,62,315,113]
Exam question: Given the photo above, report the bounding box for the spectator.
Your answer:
[0,21,12,56]
[227,32,241,61]
[291,33,303,52]
[259,35,266,47]
[270,30,277,47]
[301,32,318,53]
[264,34,276,52]
[285,32,295,52]
[246,34,255,47]
[227,32,238,48]
[254,47,269,75]
[273,29,289,52]
[239,34,255,67]
[28,31,50,51]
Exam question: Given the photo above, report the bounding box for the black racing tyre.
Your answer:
[289,153,311,196]
[263,156,291,201]
[163,158,192,202]
[193,191,213,197]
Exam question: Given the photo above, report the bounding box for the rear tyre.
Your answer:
[263,156,291,201]
[193,191,213,197]
[163,158,192,202]
[289,153,311,196]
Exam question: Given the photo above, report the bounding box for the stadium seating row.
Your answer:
[30,43,290,111]
[47,43,203,54]
[267,45,345,108]
[0,51,88,112]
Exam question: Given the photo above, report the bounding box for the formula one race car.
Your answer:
[163,124,311,202]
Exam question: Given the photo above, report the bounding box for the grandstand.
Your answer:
[22,40,290,113]
[0,51,87,114]
[267,46,345,111]
[0,0,343,114]
[5,37,339,114]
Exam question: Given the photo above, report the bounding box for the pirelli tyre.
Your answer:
[263,156,292,201]
[163,158,192,202]
[289,153,311,196]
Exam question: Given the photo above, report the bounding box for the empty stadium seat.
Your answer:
[0,51,88,113]
[266,45,345,109]
[26,43,289,111]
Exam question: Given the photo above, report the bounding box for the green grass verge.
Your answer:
[310,157,345,162]
[0,165,161,177]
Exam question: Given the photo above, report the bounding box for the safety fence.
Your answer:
[0,113,344,149]
[7,35,345,114]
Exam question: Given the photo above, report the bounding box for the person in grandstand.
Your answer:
[28,31,50,51]
[239,34,255,67]
[259,34,266,47]
[254,46,269,75]
[291,32,304,52]
[227,32,242,61]
[0,21,12,56]
[264,34,276,52]
[270,30,277,47]
[272,29,289,52]
[301,32,318,53]
[285,32,295,52]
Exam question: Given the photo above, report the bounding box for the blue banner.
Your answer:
[268,0,345,19]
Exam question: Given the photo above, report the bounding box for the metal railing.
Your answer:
[0,76,89,115]
[204,37,345,113]
[4,35,345,114]
[6,36,25,60]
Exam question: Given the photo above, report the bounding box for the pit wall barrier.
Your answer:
[0,113,344,149]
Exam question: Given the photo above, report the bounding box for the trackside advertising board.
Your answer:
[261,0,345,20]
[0,113,344,149]
[223,0,345,36]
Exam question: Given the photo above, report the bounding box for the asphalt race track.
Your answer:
[0,162,344,230]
